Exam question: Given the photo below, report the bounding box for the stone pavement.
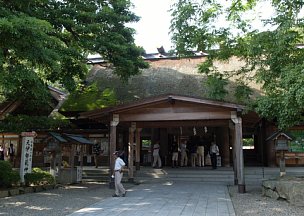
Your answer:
[69,181,235,216]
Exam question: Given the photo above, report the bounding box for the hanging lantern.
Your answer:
[204,126,208,133]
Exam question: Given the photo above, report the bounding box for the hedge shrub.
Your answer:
[0,161,20,188]
[24,168,55,186]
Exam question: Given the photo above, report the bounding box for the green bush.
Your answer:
[0,161,20,188]
[24,168,55,186]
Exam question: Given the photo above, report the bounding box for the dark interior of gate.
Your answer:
[122,123,261,168]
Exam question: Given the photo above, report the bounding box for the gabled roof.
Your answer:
[64,133,94,145]
[113,94,244,112]
[80,94,245,120]
[48,86,68,101]
[49,132,68,143]
[266,131,293,141]
[0,86,67,119]
[0,101,21,120]
[48,132,93,145]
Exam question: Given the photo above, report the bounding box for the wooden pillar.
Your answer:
[159,128,168,165]
[70,144,76,184]
[151,128,160,166]
[267,137,276,167]
[279,150,286,176]
[128,122,136,182]
[78,145,84,183]
[50,152,56,177]
[110,123,117,171]
[135,128,142,170]
[259,119,267,166]
[222,127,230,167]
[80,145,84,167]
[231,111,246,193]
[109,114,119,188]
[57,149,62,183]
[229,121,237,185]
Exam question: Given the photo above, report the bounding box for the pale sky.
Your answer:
[129,1,304,55]
[130,0,175,53]
[129,0,275,54]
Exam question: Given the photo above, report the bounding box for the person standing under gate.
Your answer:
[112,151,127,197]
[171,141,179,168]
[93,140,101,168]
[190,142,197,167]
[210,142,219,169]
[7,144,15,166]
[0,144,4,161]
[180,140,188,167]
[152,141,162,168]
[197,138,205,167]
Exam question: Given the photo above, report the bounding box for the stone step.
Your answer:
[81,166,304,183]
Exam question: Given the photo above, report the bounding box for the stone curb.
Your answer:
[0,184,56,198]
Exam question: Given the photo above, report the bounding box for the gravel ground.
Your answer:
[0,182,134,216]
[228,185,304,216]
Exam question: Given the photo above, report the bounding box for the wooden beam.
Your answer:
[121,105,230,114]
[119,111,231,122]
[135,120,229,128]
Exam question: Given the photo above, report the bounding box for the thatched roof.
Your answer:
[61,56,262,114]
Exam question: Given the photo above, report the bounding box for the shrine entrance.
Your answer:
[81,94,260,193]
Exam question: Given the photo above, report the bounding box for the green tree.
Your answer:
[205,73,228,100]
[170,0,304,129]
[0,0,148,109]
[61,82,118,112]
[0,114,69,133]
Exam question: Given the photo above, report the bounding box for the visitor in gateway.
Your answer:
[112,151,127,197]
[152,140,162,168]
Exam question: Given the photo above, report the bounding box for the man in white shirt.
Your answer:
[152,141,162,168]
[112,151,126,197]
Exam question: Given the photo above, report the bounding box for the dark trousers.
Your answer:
[211,153,217,169]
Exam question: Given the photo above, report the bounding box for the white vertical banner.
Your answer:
[20,132,36,183]
[76,166,82,182]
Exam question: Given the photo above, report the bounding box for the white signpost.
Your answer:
[76,166,82,182]
[20,132,36,183]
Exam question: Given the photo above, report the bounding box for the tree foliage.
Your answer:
[0,114,69,133]
[0,161,20,188]
[205,73,228,100]
[170,0,304,129]
[61,82,118,112]
[0,0,148,108]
